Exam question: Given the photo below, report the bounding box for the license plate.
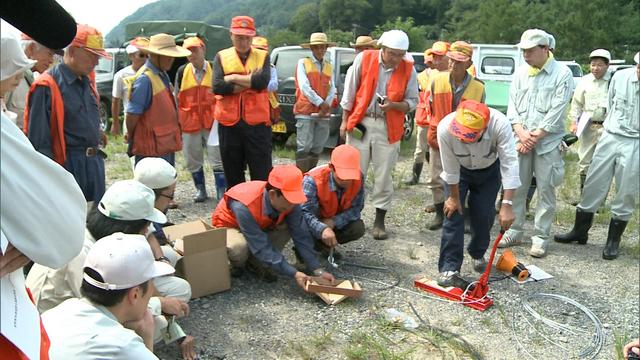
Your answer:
[278,94,296,105]
[272,121,287,133]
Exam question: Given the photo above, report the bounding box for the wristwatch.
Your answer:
[501,199,513,206]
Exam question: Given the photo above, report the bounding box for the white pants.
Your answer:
[346,116,400,210]
[579,131,639,220]
[182,129,223,173]
[577,123,604,175]
[412,126,429,164]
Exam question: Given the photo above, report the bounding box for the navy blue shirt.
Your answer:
[229,190,320,278]
[27,63,101,159]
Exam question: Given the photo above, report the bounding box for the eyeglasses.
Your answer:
[135,53,148,59]
[159,192,174,200]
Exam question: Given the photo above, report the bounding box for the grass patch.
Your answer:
[282,331,333,360]
[614,330,633,360]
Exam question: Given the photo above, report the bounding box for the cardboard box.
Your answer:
[163,220,230,298]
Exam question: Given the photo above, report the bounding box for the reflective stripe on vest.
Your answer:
[178,62,215,132]
[293,57,332,115]
[213,47,270,126]
[430,72,485,127]
[307,165,361,219]
[128,66,182,156]
[346,50,413,144]
[212,181,290,230]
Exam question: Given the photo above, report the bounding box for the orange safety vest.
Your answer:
[307,165,361,219]
[177,62,215,132]
[430,72,485,127]
[0,288,50,360]
[346,50,413,144]
[127,66,182,157]
[213,47,270,126]
[212,181,290,230]
[414,69,440,128]
[293,57,332,115]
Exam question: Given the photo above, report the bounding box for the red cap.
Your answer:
[182,37,204,49]
[431,41,450,56]
[70,24,111,59]
[230,16,256,37]
[449,100,490,143]
[268,165,307,204]
[330,145,361,180]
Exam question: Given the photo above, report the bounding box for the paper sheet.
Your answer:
[509,264,553,284]
[575,112,591,138]
[207,120,219,146]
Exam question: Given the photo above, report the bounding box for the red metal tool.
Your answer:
[414,230,505,311]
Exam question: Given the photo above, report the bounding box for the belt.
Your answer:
[68,147,100,157]
[591,121,604,125]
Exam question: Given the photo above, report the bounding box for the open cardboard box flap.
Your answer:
[165,219,226,254]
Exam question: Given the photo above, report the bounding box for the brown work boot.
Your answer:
[427,203,444,230]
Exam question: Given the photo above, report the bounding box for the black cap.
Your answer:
[1,0,76,50]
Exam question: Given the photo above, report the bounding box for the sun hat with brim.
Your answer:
[230,16,257,36]
[83,233,174,290]
[146,33,191,58]
[252,36,269,51]
[69,24,111,59]
[268,165,307,204]
[447,41,473,62]
[134,157,177,190]
[1,34,37,81]
[516,29,550,50]
[301,33,336,48]
[330,144,361,180]
[98,180,167,224]
[431,41,450,56]
[350,36,377,48]
[449,100,490,143]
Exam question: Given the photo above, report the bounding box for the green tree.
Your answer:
[318,0,373,31]
[325,29,354,47]
[268,29,306,47]
[371,17,429,52]
[289,2,321,36]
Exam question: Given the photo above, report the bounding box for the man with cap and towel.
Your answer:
[126,33,190,168]
[111,37,149,138]
[499,29,573,257]
[426,41,485,231]
[435,100,519,288]
[340,29,419,240]
[405,41,451,187]
[294,32,337,172]
[25,24,112,205]
[212,165,336,288]
[174,36,226,203]
[302,144,365,259]
[213,15,273,188]
[555,52,640,260]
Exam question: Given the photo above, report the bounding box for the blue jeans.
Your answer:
[438,160,501,273]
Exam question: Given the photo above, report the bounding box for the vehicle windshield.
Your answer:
[95,57,113,74]
[481,57,515,75]
[273,49,311,79]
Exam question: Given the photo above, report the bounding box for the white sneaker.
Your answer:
[529,244,547,258]
[498,231,521,248]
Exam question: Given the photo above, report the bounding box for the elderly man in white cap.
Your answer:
[42,233,174,358]
[555,52,640,260]
[0,33,37,121]
[340,29,419,239]
[567,49,611,202]
[499,28,573,257]
[294,32,337,172]
[111,37,149,138]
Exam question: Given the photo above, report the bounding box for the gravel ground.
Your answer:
[105,144,639,360]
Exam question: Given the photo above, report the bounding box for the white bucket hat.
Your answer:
[97,180,167,223]
[377,30,409,51]
[1,34,36,81]
[83,233,174,290]
[133,157,177,190]
[516,29,550,49]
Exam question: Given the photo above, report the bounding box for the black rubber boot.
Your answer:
[427,202,444,230]
[213,170,227,201]
[372,208,388,240]
[602,218,628,260]
[554,209,594,244]
[191,168,207,203]
[403,162,423,185]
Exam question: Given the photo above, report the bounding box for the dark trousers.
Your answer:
[315,219,365,251]
[438,160,501,272]
[135,153,175,167]
[64,149,105,202]
[219,120,272,188]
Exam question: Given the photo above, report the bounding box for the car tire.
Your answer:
[99,98,111,132]
[402,112,415,141]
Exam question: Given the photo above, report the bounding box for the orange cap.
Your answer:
[449,100,490,143]
[252,36,269,51]
[268,165,307,204]
[431,41,450,56]
[447,41,472,62]
[230,16,256,36]
[130,36,149,50]
[70,24,111,59]
[182,36,204,49]
[423,49,434,63]
[330,145,361,180]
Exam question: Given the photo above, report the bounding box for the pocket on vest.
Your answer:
[154,125,181,155]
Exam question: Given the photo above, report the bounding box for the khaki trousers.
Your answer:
[412,126,429,164]
[577,123,604,175]
[182,129,223,173]
[427,146,445,203]
[224,224,291,268]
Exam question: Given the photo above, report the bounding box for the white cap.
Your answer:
[634,52,639,65]
[125,44,140,54]
[377,30,409,51]
[1,33,37,81]
[589,49,611,62]
[547,33,556,50]
[134,157,177,190]
[516,29,550,49]
[97,180,167,223]
[83,233,174,290]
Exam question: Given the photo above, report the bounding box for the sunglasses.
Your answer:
[159,192,174,200]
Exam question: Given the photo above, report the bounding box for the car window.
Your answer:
[95,57,113,74]
[273,49,311,79]
[338,51,356,85]
[481,57,515,75]
[567,64,583,77]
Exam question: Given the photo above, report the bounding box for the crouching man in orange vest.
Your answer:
[301,144,365,260]
[211,165,335,288]
[339,30,419,240]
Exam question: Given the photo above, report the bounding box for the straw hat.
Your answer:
[350,36,377,49]
[301,33,336,48]
[145,33,191,58]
